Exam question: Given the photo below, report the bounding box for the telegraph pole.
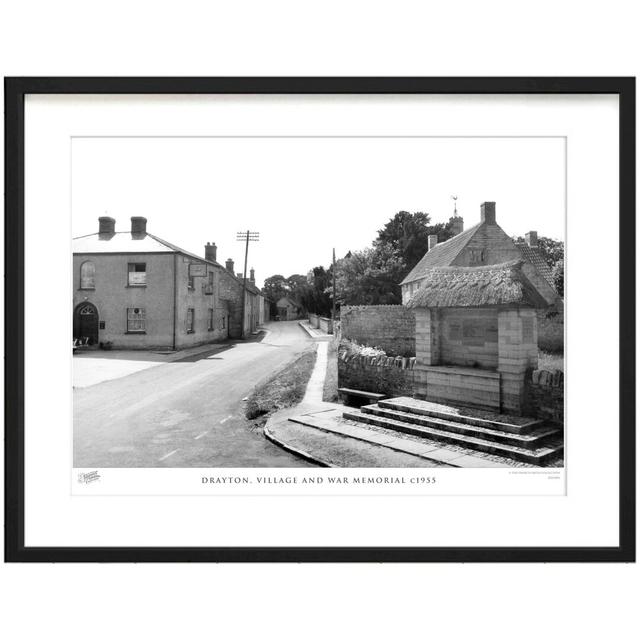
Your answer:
[236,230,259,337]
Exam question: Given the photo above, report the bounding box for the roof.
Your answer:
[515,243,555,287]
[277,297,299,307]
[405,260,549,309]
[400,223,482,285]
[72,231,224,269]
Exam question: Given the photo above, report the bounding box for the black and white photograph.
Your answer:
[72,136,565,471]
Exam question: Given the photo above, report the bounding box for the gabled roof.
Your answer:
[277,296,299,308]
[515,243,555,288]
[72,231,224,269]
[405,260,549,309]
[400,223,482,285]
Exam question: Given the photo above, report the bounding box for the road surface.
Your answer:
[74,321,316,467]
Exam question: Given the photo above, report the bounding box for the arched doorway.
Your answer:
[73,302,99,345]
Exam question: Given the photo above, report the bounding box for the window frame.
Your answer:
[126,307,146,334]
[79,260,95,290]
[127,262,147,287]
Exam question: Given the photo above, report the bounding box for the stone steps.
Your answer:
[343,406,563,465]
[378,397,544,434]
[360,405,559,450]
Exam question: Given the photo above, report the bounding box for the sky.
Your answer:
[72,136,565,288]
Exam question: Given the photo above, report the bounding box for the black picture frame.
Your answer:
[4,77,636,563]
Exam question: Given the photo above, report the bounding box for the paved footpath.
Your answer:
[74,321,317,468]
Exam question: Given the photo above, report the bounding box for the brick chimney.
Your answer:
[225,258,234,273]
[236,272,243,280]
[480,202,496,225]
[525,231,538,247]
[98,216,115,237]
[131,216,147,236]
[449,215,464,236]
[205,242,217,262]
[428,234,438,250]
[249,268,255,284]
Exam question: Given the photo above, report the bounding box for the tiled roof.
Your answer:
[406,260,548,309]
[516,243,555,288]
[72,232,224,269]
[400,223,482,285]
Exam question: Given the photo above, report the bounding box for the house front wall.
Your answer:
[174,256,231,348]
[73,253,176,349]
[74,253,244,349]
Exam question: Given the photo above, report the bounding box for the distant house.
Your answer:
[232,266,268,334]
[400,202,561,309]
[73,216,258,349]
[276,297,302,321]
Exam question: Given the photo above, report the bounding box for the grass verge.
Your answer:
[323,336,339,402]
[245,347,317,424]
[538,350,564,372]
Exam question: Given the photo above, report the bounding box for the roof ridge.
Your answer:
[428,259,524,273]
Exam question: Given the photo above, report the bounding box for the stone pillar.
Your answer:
[498,307,538,414]
[414,308,439,399]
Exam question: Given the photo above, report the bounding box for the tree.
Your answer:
[374,211,456,278]
[262,274,288,303]
[334,245,406,305]
[552,259,564,297]
[536,237,564,269]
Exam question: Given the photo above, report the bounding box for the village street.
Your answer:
[73,321,316,467]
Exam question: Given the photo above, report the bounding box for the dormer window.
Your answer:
[469,249,485,265]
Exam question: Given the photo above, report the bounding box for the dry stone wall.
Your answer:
[338,342,415,397]
[524,368,564,425]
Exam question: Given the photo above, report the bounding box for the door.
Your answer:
[74,302,99,345]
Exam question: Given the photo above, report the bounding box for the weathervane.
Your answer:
[451,195,458,216]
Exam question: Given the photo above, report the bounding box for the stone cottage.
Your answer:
[276,297,302,321]
[400,202,561,309]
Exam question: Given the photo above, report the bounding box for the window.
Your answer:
[128,263,146,286]
[208,308,214,331]
[127,307,146,333]
[188,275,195,290]
[79,261,95,289]
[186,308,194,333]
[469,249,485,265]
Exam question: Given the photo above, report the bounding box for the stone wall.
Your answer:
[524,368,564,425]
[340,305,416,357]
[309,313,333,334]
[338,344,415,397]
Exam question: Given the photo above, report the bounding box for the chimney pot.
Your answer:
[131,216,147,236]
[250,268,255,283]
[449,215,464,236]
[428,234,438,251]
[480,202,496,225]
[205,242,217,262]
[237,272,243,280]
[525,231,538,247]
[225,258,234,273]
[98,216,116,236]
